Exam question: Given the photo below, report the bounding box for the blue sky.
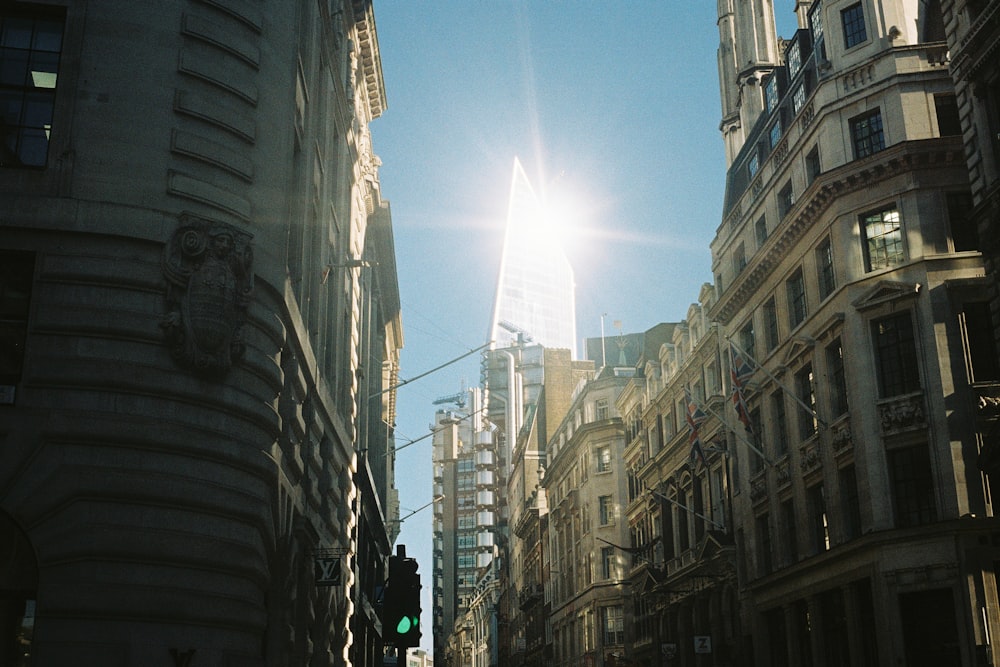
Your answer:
[369,2,800,648]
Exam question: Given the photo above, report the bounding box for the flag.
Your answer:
[729,341,754,435]
[684,387,707,468]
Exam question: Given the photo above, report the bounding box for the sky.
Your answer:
[368,2,800,649]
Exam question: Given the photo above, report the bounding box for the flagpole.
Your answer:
[649,489,725,531]
[726,335,828,430]
[698,395,773,467]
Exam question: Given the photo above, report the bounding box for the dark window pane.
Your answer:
[32,20,63,52]
[851,109,885,159]
[947,191,978,251]
[0,50,29,86]
[18,126,48,165]
[1,19,33,49]
[935,94,961,136]
[872,313,920,397]
[842,3,867,48]
[888,445,936,527]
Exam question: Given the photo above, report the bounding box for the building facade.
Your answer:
[939,0,1000,509]
[0,2,401,666]
[709,0,999,664]
[545,364,637,667]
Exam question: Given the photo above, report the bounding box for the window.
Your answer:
[841,2,867,48]
[796,364,818,438]
[810,4,826,59]
[770,119,783,149]
[935,94,961,136]
[771,389,788,456]
[677,488,689,551]
[763,297,779,351]
[851,109,885,158]
[786,268,807,329]
[595,398,610,421]
[756,513,773,575]
[807,483,830,553]
[778,181,794,218]
[0,5,64,168]
[872,313,920,397]
[787,40,802,78]
[748,152,760,179]
[750,407,765,473]
[600,546,616,580]
[0,250,34,402]
[793,84,807,114]
[816,237,835,299]
[740,319,755,362]
[602,606,624,646]
[839,464,862,540]
[861,206,904,270]
[961,302,1000,382]
[805,145,821,185]
[598,495,613,525]
[765,75,779,112]
[826,338,849,417]
[888,445,936,527]
[596,445,611,473]
[781,499,798,565]
[947,191,978,251]
[734,242,747,275]
[755,215,768,247]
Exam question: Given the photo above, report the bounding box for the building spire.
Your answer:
[717,0,781,167]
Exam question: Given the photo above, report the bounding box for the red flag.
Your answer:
[729,342,754,435]
[685,388,707,468]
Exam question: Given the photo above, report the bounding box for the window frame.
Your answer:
[871,311,921,397]
[786,268,807,329]
[841,2,868,49]
[816,236,835,300]
[850,108,886,159]
[0,5,65,169]
[861,205,904,271]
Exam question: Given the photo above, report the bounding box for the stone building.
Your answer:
[709,0,998,664]
[619,313,743,667]
[0,2,400,666]
[939,0,1000,511]
[544,361,637,667]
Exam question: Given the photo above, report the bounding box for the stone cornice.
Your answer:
[352,0,386,118]
[709,138,965,326]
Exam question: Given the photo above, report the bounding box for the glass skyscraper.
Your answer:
[488,158,577,356]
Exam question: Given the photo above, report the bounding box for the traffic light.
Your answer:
[394,557,421,647]
[382,547,421,648]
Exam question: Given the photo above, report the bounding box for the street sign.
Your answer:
[314,556,341,586]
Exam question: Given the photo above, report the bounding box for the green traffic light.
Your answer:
[396,615,418,634]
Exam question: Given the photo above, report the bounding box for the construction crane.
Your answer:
[497,320,533,345]
[433,389,466,409]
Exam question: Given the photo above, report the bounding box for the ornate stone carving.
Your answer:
[799,438,821,474]
[832,423,853,453]
[775,458,791,487]
[162,216,253,377]
[878,394,925,435]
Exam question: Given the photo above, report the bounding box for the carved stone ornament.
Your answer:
[161,216,254,377]
[878,395,925,435]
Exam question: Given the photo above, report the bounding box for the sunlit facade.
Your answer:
[489,158,577,356]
